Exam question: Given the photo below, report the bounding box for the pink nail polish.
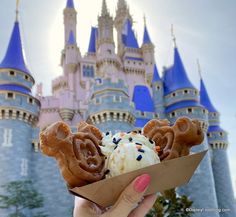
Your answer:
[134,174,151,193]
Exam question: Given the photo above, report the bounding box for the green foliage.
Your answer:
[147,189,193,217]
[0,180,48,217]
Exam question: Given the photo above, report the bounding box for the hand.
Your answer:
[73,174,157,217]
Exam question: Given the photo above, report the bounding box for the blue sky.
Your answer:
[0,0,235,195]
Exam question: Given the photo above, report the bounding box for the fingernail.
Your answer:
[134,174,151,193]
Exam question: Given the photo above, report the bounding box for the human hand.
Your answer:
[73,174,157,217]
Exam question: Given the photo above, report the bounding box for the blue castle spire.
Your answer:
[122,19,139,49]
[200,79,218,113]
[152,64,161,83]
[87,27,97,53]
[66,0,74,8]
[143,25,152,44]
[163,48,195,95]
[0,21,31,74]
[67,30,76,45]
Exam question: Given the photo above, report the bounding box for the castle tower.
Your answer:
[63,0,77,46]
[87,78,135,133]
[97,0,114,49]
[0,10,40,216]
[200,78,236,217]
[114,0,132,56]
[96,0,121,80]
[141,18,155,85]
[152,64,165,118]
[163,43,219,216]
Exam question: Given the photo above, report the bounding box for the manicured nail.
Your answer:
[134,174,151,193]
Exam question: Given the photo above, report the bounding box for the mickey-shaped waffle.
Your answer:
[143,117,204,161]
[40,121,106,188]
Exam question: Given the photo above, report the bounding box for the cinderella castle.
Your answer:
[0,0,235,216]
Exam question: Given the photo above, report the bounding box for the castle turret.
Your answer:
[200,78,236,217]
[152,64,165,118]
[163,38,219,216]
[87,78,135,133]
[141,18,155,85]
[0,12,40,217]
[63,0,77,46]
[97,0,114,53]
[96,0,121,79]
[114,0,132,56]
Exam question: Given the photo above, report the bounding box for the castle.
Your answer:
[0,0,235,216]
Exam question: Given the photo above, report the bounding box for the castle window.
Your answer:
[203,109,206,114]
[141,111,145,116]
[25,75,29,80]
[156,86,160,90]
[2,128,13,147]
[184,90,189,94]
[9,70,15,76]
[114,95,121,102]
[171,112,176,117]
[83,65,94,78]
[220,132,223,136]
[7,92,14,99]
[107,49,112,54]
[154,114,159,118]
[28,98,33,104]
[207,133,211,137]
[9,110,13,118]
[95,98,101,105]
[187,108,193,113]
[172,93,176,97]
[20,158,28,176]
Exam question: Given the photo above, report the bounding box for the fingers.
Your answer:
[129,194,157,217]
[73,196,102,217]
[105,174,151,217]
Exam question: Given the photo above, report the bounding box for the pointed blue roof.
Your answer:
[152,64,161,83]
[122,19,139,49]
[0,21,31,74]
[163,48,195,95]
[67,31,76,45]
[200,79,218,113]
[143,25,152,44]
[88,27,97,53]
[66,0,74,8]
[132,85,155,112]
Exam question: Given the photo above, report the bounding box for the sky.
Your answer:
[0,0,235,196]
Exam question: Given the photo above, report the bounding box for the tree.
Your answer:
[0,180,48,217]
[146,188,193,217]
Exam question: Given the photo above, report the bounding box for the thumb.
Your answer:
[107,174,151,217]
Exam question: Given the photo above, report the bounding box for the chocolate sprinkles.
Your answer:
[138,149,145,153]
[135,142,143,146]
[149,139,154,144]
[136,155,143,161]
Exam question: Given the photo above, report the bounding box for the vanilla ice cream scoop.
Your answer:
[101,131,160,178]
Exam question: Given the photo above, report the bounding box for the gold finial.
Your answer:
[171,24,177,47]
[143,14,146,26]
[197,58,202,79]
[16,0,20,21]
